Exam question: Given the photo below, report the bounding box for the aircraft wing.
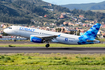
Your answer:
[30,35,58,42]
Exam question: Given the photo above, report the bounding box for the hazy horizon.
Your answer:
[42,0,105,5]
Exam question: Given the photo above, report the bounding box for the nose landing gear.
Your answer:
[14,36,17,42]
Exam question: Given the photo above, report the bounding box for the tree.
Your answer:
[77,30,81,36]
[62,28,65,32]
[56,20,65,26]
[69,31,74,34]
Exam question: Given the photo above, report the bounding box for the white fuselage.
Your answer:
[4,26,80,44]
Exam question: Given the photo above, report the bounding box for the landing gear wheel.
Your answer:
[14,39,16,42]
[46,44,50,48]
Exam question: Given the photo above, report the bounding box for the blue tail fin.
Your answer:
[78,23,101,44]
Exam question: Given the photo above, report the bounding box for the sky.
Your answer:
[42,0,105,5]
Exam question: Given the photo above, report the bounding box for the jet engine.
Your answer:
[30,36,43,43]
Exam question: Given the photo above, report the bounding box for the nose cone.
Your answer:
[3,29,8,33]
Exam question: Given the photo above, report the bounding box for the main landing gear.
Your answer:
[45,40,50,48]
[45,42,50,48]
[14,39,17,42]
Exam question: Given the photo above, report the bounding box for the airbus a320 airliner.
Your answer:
[4,23,101,48]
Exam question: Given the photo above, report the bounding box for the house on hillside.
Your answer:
[79,15,84,19]
[68,22,75,26]
[48,3,52,6]
[60,13,67,19]
[44,15,48,18]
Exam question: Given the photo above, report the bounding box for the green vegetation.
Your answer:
[0,0,70,24]
[0,0,48,24]
[0,53,105,70]
[99,38,105,42]
[92,10,105,13]
[0,43,104,47]
[1,0,105,25]
[0,38,105,47]
[71,9,105,22]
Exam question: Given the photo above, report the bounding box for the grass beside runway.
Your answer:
[0,65,105,70]
[0,43,105,47]
[0,53,105,70]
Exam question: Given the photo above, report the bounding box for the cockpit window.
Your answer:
[7,27,12,29]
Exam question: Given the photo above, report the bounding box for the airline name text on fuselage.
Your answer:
[19,27,35,32]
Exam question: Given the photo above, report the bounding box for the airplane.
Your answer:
[3,23,101,48]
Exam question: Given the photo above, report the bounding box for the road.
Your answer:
[0,47,105,54]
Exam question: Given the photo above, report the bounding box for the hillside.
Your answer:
[91,10,105,13]
[61,1,105,10]
[0,0,70,24]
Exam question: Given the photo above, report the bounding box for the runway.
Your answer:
[0,47,105,54]
[0,41,33,44]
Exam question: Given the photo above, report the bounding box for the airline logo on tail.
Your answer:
[78,23,101,44]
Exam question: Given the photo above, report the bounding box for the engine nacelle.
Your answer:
[30,35,43,43]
